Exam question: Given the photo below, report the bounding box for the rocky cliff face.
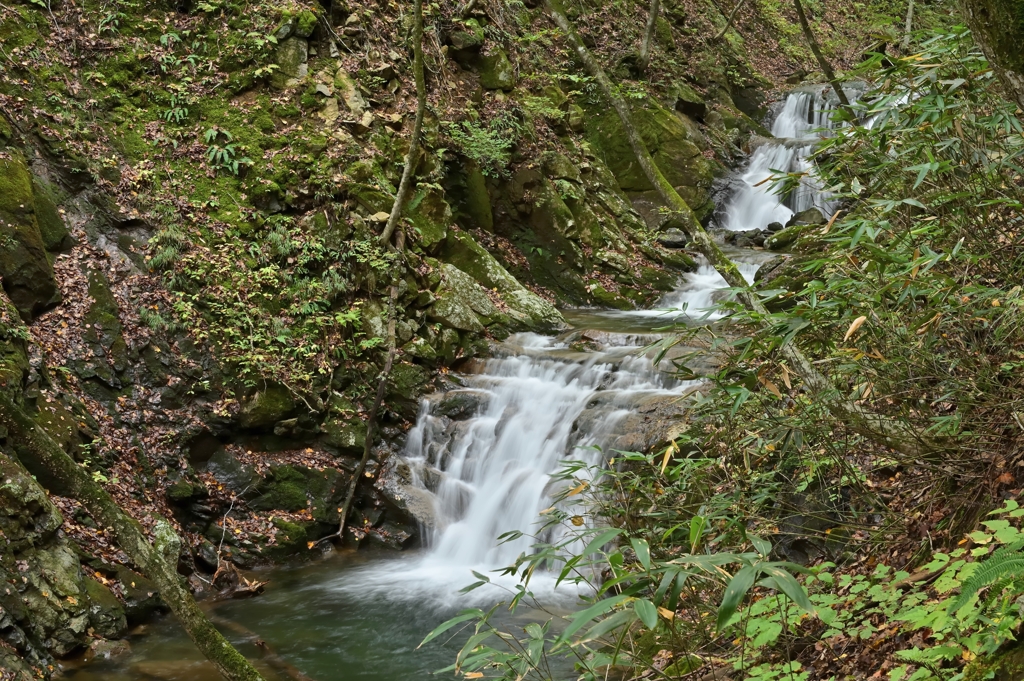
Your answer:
[0,0,777,674]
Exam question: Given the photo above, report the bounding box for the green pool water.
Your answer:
[66,548,577,681]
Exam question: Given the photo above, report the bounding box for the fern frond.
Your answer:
[948,545,1024,613]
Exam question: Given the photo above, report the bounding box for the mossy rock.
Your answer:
[84,576,127,639]
[31,178,72,252]
[321,416,366,455]
[478,49,515,90]
[265,518,312,558]
[584,96,721,195]
[448,18,485,51]
[239,383,296,430]
[408,186,452,250]
[765,222,818,251]
[0,152,62,321]
[965,643,1024,681]
[428,263,502,332]
[440,231,564,331]
[272,37,308,89]
[114,566,164,623]
[461,160,493,232]
[250,465,309,512]
[72,268,129,388]
[0,295,29,391]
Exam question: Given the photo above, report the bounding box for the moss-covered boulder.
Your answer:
[272,37,309,89]
[239,383,296,430]
[321,416,366,455]
[584,96,720,196]
[409,186,452,250]
[32,178,72,252]
[428,263,503,332]
[0,451,96,665]
[0,152,62,321]
[462,160,493,232]
[440,231,565,331]
[84,576,127,640]
[447,18,485,51]
[478,49,515,90]
[113,566,164,623]
[249,465,309,512]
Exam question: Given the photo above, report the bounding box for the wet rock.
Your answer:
[114,566,164,623]
[83,637,131,662]
[766,221,785,232]
[206,448,259,493]
[431,389,490,419]
[84,577,127,640]
[785,207,826,227]
[461,160,493,232]
[656,228,689,248]
[0,151,62,321]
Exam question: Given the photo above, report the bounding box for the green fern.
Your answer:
[948,541,1024,613]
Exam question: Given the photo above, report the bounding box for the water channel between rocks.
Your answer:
[69,88,840,681]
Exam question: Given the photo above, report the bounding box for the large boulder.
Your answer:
[428,264,501,333]
[0,152,62,321]
[478,49,515,90]
[584,96,720,197]
[440,231,565,331]
[0,451,97,667]
[239,383,296,430]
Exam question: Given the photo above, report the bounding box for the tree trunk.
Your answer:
[899,0,914,52]
[638,0,661,74]
[791,0,854,116]
[0,393,265,681]
[959,0,1024,110]
[379,0,427,248]
[543,0,940,459]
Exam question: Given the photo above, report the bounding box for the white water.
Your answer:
[335,89,835,605]
[722,88,845,231]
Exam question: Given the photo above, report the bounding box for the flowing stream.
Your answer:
[70,87,838,681]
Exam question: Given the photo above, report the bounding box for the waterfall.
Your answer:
[721,88,845,231]
[334,89,840,606]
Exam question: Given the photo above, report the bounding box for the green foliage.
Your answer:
[203,127,252,175]
[443,108,526,177]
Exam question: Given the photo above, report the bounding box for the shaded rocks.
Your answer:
[656,228,689,249]
[478,50,515,91]
[238,384,296,431]
[0,151,64,321]
[83,577,127,639]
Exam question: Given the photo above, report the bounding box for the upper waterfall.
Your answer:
[721,88,846,231]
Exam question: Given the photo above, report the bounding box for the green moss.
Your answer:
[584,96,720,194]
[296,9,318,37]
[251,465,309,512]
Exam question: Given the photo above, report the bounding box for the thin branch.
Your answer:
[638,0,661,73]
[792,0,854,116]
[712,0,748,41]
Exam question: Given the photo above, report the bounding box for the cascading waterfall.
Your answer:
[721,87,847,231]
[338,88,838,604]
